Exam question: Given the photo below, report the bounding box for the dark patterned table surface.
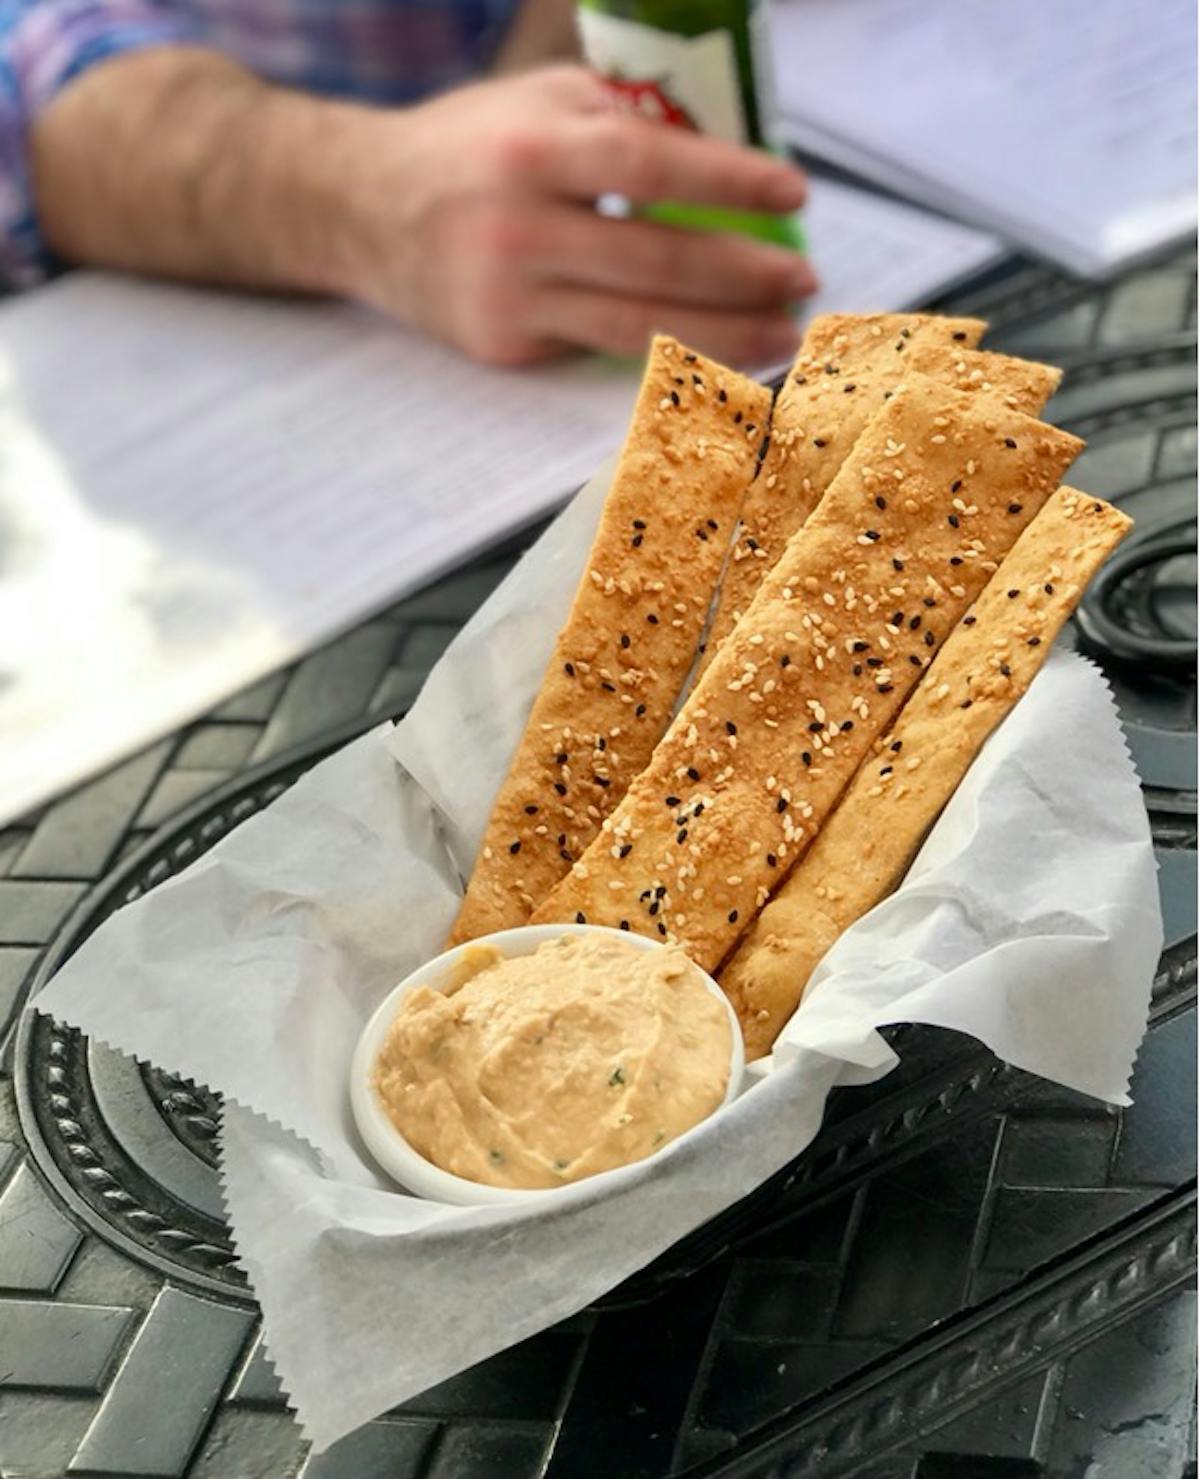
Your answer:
[0,245,1195,1479]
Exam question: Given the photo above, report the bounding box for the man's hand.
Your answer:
[338,66,814,365]
[32,52,814,365]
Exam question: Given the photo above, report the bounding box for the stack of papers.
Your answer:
[0,175,1000,823]
[771,0,1197,277]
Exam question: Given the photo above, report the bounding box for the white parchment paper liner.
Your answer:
[35,459,1162,1451]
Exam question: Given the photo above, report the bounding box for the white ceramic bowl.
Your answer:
[350,922,744,1207]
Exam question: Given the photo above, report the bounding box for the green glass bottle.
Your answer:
[577,0,805,250]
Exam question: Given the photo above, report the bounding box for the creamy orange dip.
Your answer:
[372,933,732,1190]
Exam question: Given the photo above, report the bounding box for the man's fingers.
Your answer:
[529,286,801,368]
[550,113,808,213]
[531,209,817,309]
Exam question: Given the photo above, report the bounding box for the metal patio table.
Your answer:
[0,242,1195,1479]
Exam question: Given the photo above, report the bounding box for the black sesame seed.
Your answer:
[841,720,854,732]
[1007,589,1019,599]
[593,775,610,788]
[696,528,708,541]
[890,738,903,752]
[728,910,739,924]
[960,699,973,709]
[924,630,936,647]
[877,683,894,693]
[909,614,922,630]
[853,640,869,652]
[631,534,643,548]
[684,353,697,363]
[632,518,646,529]
[780,654,791,667]
[1004,437,1017,448]
[1008,502,1023,514]
[893,557,905,571]
[891,610,904,626]
[656,885,667,898]
[670,391,680,406]
[1044,583,1054,594]
[950,556,963,566]
[596,736,606,751]
[853,664,863,676]
[635,704,647,716]
[802,751,812,766]
[1000,663,1012,677]
[707,519,718,531]
[673,376,684,386]
[619,844,633,858]
[923,596,937,607]
[555,750,568,764]
[564,662,575,676]
[745,424,756,435]
[601,681,616,692]
[620,920,630,930]
[665,795,681,807]
[875,495,887,510]
[525,804,538,815]
[866,656,884,668]
[793,374,808,385]
[1028,636,1041,646]
[951,479,962,493]
[1092,501,1103,512]
[575,911,586,924]
[646,613,658,624]
[880,765,893,776]
[808,720,824,732]
[718,388,727,403]
[733,411,743,424]
[844,383,857,393]
[766,853,778,867]
[746,537,759,551]
[554,782,567,796]
[686,766,700,781]
[692,373,703,387]
[952,331,967,341]
[901,327,911,339]
[560,848,573,862]
[726,720,738,735]
[824,362,839,374]
[814,438,827,448]
[657,922,667,936]
[864,529,880,541]
[649,902,659,916]
[694,802,704,816]
[509,840,521,854]
[776,797,787,813]
[557,833,566,845]
[910,655,922,666]
[620,634,630,650]
[963,615,977,626]
[948,514,960,528]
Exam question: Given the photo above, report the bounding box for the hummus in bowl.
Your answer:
[350,924,744,1206]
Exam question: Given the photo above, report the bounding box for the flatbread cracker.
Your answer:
[721,487,1131,1058]
[696,325,1060,681]
[532,375,1084,970]
[448,337,772,944]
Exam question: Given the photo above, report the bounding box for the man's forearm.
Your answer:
[30,46,373,293]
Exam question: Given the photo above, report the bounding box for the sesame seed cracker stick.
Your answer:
[447,336,772,945]
[721,487,1132,1059]
[531,375,1084,971]
[696,321,1060,682]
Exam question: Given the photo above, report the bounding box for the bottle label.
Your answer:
[577,11,749,147]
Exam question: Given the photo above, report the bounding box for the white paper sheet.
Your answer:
[0,177,1000,825]
[35,456,1161,1452]
[771,0,1198,276]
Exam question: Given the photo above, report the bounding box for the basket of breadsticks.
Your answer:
[36,316,1163,1450]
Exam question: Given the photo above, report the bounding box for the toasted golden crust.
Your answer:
[906,343,1062,415]
[531,375,1084,970]
[447,337,772,944]
[721,488,1131,1058]
[696,325,1064,683]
